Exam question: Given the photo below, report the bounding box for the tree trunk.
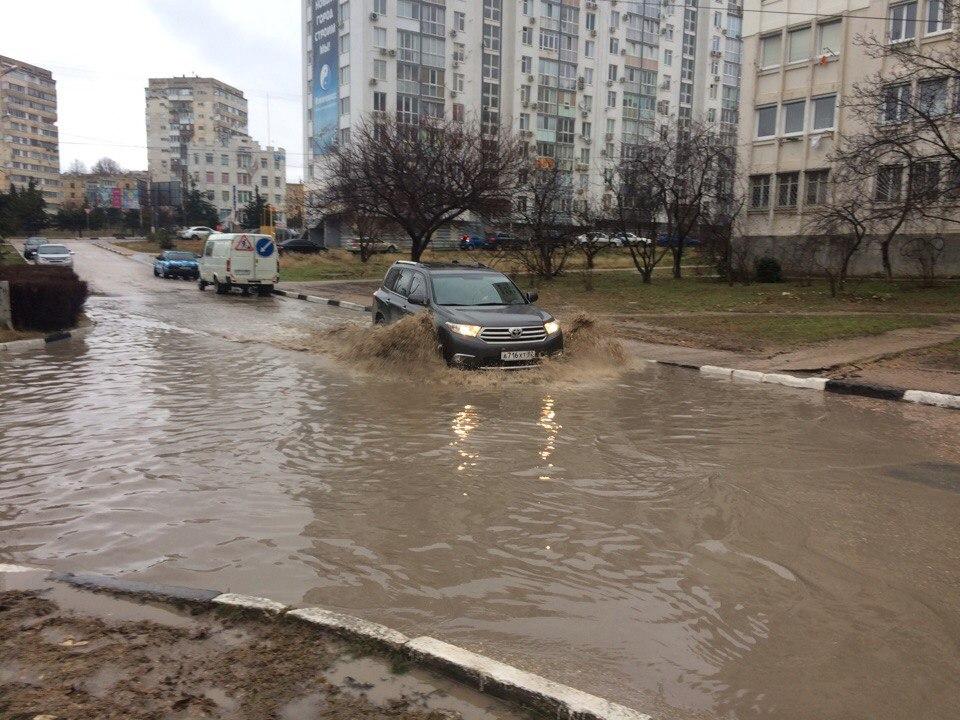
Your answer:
[410,240,424,262]
[672,248,682,279]
[881,239,893,281]
[586,253,595,270]
[642,269,653,283]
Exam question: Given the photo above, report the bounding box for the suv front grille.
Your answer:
[479,326,547,344]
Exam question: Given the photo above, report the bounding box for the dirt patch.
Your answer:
[831,338,960,395]
[0,589,521,720]
[294,312,633,386]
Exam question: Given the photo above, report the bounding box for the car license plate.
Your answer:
[501,350,536,361]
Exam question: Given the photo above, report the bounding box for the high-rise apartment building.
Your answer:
[736,0,959,272]
[301,0,744,242]
[0,55,61,208]
[146,77,287,226]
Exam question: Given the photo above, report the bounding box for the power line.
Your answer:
[592,0,910,22]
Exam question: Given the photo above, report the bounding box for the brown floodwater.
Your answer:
[2,242,960,719]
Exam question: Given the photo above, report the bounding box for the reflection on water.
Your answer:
[3,293,960,720]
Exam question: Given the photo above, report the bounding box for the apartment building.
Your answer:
[737,0,960,271]
[146,77,287,226]
[301,0,745,243]
[0,55,61,208]
[61,171,149,210]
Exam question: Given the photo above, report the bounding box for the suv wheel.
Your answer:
[373,313,386,325]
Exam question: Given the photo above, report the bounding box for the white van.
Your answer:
[198,233,279,296]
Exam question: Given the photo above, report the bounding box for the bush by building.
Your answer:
[0,265,88,332]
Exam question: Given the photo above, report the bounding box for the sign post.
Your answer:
[0,281,13,330]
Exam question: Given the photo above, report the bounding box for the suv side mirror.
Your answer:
[408,291,429,306]
[526,291,539,303]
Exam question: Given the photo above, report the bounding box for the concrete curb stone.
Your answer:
[646,357,958,411]
[212,593,287,614]
[272,288,371,313]
[286,607,409,650]
[0,324,94,353]
[51,571,221,605]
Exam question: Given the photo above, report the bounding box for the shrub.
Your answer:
[149,228,176,250]
[754,256,782,283]
[0,265,88,331]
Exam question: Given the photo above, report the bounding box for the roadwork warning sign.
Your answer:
[233,235,254,251]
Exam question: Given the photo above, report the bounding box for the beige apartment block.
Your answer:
[61,171,149,210]
[737,0,960,272]
[0,55,61,208]
[145,76,286,225]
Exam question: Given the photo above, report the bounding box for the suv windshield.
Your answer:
[38,245,68,254]
[432,273,527,306]
[164,251,195,261]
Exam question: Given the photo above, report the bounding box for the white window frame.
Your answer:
[760,33,782,69]
[811,94,837,131]
[888,1,918,42]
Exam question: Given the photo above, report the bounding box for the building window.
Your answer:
[610,37,619,54]
[756,105,777,137]
[339,96,350,116]
[455,11,465,31]
[663,49,673,65]
[221,172,229,183]
[397,0,418,19]
[777,172,799,208]
[927,0,953,33]
[522,26,532,45]
[803,169,829,205]
[521,55,532,73]
[607,90,617,107]
[260,176,268,187]
[454,73,464,92]
[222,190,230,202]
[782,101,806,134]
[608,64,618,81]
[374,0,386,14]
[373,91,386,112]
[483,23,500,51]
[205,171,214,183]
[205,152,214,164]
[811,94,837,130]
[883,84,911,123]
[584,40,595,58]
[817,19,842,56]
[519,112,529,130]
[787,26,811,63]
[918,77,948,116]
[889,1,918,41]
[482,0,501,22]
[454,43,465,62]
[760,33,782,68]
[911,161,940,198]
[374,59,386,79]
[374,27,387,47]
[585,12,596,31]
[750,174,771,208]
[339,65,350,85]
[221,154,229,166]
[876,165,903,201]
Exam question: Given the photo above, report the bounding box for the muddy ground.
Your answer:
[0,589,521,720]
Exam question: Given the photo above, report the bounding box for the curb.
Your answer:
[273,288,371,313]
[0,324,93,353]
[0,565,650,720]
[92,241,135,257]
[646,359,960,411]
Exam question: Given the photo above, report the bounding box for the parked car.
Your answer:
[198,233,278,296]
[23,236,46,260]
[372,260,563,369]
[346,240,398,255]
[611,232,653,247]
[279,237,326,254]
[576,232,612,246]
[34,244,74,268]
[459,233,494,251]
[153,250,199,279]
[178,226,215,241]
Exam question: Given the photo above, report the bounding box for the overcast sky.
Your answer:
[5,0,304,181]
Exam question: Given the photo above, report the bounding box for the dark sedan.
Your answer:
[279,237,326,254]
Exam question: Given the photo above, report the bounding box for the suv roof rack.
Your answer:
[394,260,421,266]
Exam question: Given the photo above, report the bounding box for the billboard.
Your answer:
[312,0,339,155]
[86,184,141,210]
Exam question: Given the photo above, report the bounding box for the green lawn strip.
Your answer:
[527,272,960,315]
[643,314,946,352]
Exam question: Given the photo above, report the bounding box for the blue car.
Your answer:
[154,250,199,279]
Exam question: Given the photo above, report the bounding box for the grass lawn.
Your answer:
[0,243,26,266]
[121,239,205,255]
[528,271,960,316]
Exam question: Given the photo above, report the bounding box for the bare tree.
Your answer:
[572,195,612,270]
[699,195,749,285]
[344,211,395,263]
[91,157,123,175]
[804,172,873,296]
[504,159,579,278]
[310,115,524,261]
[841,3,960,277]
[66,159,88,175]
[609,161,670,283]
[900,236,946,286]
[619,122,735,279]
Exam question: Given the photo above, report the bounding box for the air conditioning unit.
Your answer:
[369,11,378,20]
[521,100,529,108]
[590,29,597,37]
[619,77,626,83]
[576,163,589,172]
[528,74,535,82]
[379,47,388,56]
[450,90,457,98]
[713,74,721,82]
[606,79,614,87]
[721,28,728,35]
[452,60,460,68]
[605,132,614,141]
[660,80,670,89]
[529,16,536,24]
[620,48,627,55]
[710,50,722,57]
[388,48,396,56]
[581,110,589,118]
[600,149,608,157]
[450,29,457,37]
[369,78,377,86]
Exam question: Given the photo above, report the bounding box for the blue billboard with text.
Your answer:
[312,0,339,155]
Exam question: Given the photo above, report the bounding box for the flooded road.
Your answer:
[3,242,960,719]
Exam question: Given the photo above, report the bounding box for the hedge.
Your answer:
[0,265,88,332]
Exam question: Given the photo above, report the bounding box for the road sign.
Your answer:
[233,235,254,251]
[255,237,275,258]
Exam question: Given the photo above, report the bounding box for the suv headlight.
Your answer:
[544,320,560,335]
[446,322,482,338]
